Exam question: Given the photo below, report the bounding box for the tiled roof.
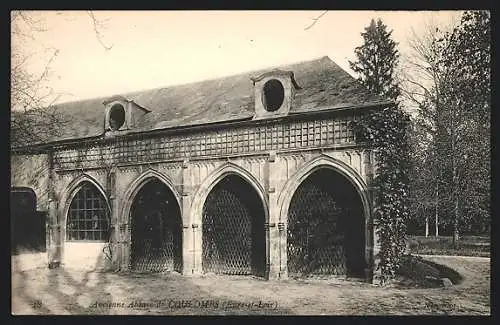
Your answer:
[13,56,391,145]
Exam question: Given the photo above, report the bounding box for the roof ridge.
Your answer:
[52,56,332,106]
[14,54,390,146]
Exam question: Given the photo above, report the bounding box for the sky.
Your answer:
[12,10,462,107]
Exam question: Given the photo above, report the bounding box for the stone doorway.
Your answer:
[130,179,182,273]
[287,168,366,278]
[202,175,267,277]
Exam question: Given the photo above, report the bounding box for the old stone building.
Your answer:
[11,56,392,282]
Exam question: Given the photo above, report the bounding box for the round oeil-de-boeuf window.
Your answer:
[262,79,285,112]
[109,103,126,130]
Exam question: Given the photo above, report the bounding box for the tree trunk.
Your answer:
[453,199,459,248]
[435,210,439,237]
[435,183,439,237]
[450,97,459,249]
[425,215,429,237]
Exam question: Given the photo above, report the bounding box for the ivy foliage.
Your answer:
[354,106,411,284]
[350,18,410,284]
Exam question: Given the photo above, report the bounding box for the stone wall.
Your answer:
[11,153,50,212]
[47,146,376,278]
[12,113,380,281]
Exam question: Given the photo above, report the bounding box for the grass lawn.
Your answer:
[11,252,490,315]
[407,235,490,258]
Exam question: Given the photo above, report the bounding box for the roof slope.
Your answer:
[17,56,390,144]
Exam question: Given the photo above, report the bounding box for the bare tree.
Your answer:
[10,11,112,148]
[400,17,458,238]
[402,12,490,242]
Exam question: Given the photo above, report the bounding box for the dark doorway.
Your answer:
[11,188,46,254]
[130,179,182,273]
[202,175,266,277]
[287,169,366,278]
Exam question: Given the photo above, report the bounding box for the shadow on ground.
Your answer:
[11,253,490,315]
[11,251,291,315]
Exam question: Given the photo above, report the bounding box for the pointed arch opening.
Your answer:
[287,168,366,278]
[129,178,182,273]
[202,174,266,277]
[66,181,110,242]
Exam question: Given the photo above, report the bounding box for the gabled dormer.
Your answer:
[102,95,151,137]
[250,69,302,120]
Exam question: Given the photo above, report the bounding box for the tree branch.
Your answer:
[304,10,328,31]
[86,11,113,51]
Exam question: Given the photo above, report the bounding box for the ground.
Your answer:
[11,252,490,315]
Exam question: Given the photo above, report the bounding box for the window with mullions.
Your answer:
[66,182,110,241]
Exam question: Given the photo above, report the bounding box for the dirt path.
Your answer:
[11,254,490,315]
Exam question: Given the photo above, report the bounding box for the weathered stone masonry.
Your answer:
[11,57,388,282]
[25,110,377,279]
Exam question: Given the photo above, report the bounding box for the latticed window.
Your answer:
[66,182,110,241]
[287,168,366,278]
[202,175,266,277]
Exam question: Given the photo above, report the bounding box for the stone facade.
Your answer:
[11,57,388,282]
[12,117,379,280]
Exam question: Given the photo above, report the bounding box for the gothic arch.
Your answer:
[59,173,111,242]
[120,168,182,226]
[191,161,269,277]
[124,169,183,273]
[190,162,269,226]
[278,154,373,269]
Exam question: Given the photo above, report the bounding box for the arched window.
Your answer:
[66,182,110,241]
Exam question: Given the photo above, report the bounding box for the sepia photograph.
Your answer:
[10,10,490,316]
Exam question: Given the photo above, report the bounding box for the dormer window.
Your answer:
[251,69,301,120]
[103,95,152,137]
[109,103,126,131]
[262,79,285,112]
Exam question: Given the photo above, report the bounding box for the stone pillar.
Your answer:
[277,221,287,279]
[120,221,131,271]
[107,169,121,270]
[180,159,202,275]
[47,198,61,268]
[116,186,131,271]
[181,191,198,276]
[47,150,62,269]
[190,223,204,275]
[181,223,193,275]
[371,223,382,285]
[190,189,204,275]
[267,151,281,280]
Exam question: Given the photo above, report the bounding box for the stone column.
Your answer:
[120,221,131,271]
[181,222,193,275]
[116,189,131,271]
[47,150,62,269]
[372,223,382,285]
[191,198,204,275]
[188,205,203,276]
[47,198,61,268]
[277,221,287,279]
[107,169,121,270]
[180,159,201,275]
[181,191,198,276]
[267,151,281,280]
